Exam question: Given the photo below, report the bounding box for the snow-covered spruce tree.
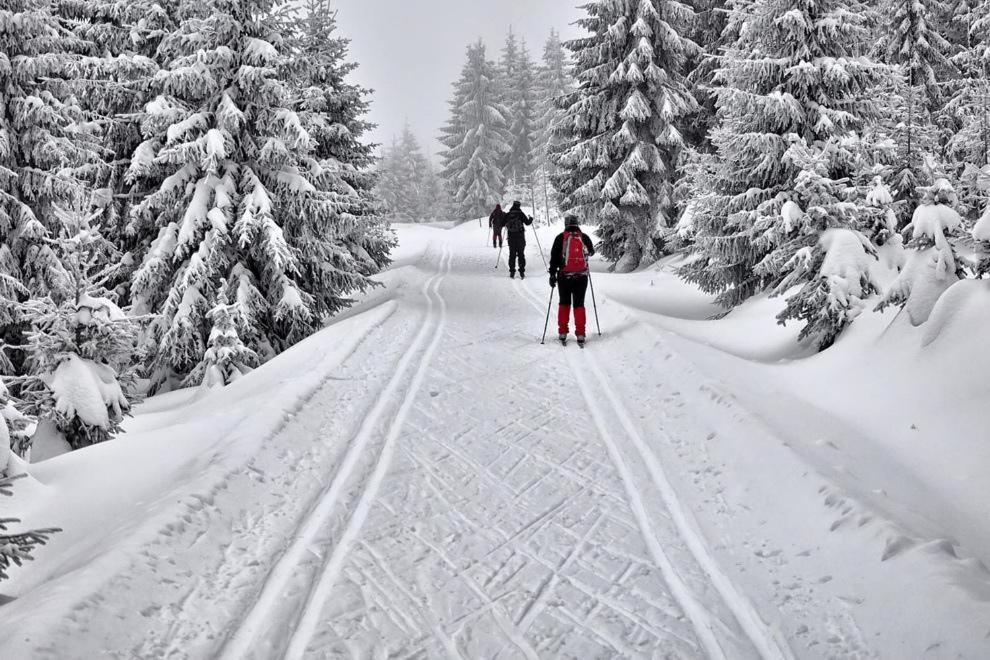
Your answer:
[439,41,512,219]
[943,0,990,214]
[876,0,953,217]
[503,39,539,186]
[681,0,728,153]
[376,125,432,223]
[864,175,901,247]
[0,0,99,379]
[286,0,394,320]
[55,0,168,299]
[532,30,572,171]
[531,30,574,218]
[127,0,390,390]
[774,223,881,349]
[554,0,698,272]
[680,0,887,309]
[17,217,138,450]
[879,178,966,324]
[186,292,256,388]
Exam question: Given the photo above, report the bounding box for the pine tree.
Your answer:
[942,0,990,202]
[681,0,728,153]
[877,0,954,214]
[503,39,540,185]
[439,41,512,219]
[879,178,966,324]
[127,0,390,390]
[0,0,99,379]
[531,30,574,219]
[55,0,168,299]
[554,0,698,272]
[532,30,572,171]
[376,125,432,223]
[774,224,881,349]
[187,292,256,388]
[286,0,395,326]
[17,216,138,450]
[681,0,887,310]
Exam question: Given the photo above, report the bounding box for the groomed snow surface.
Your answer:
[2,221,989,658]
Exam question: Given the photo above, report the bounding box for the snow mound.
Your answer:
[885,247,960,326]
[921,279,990,347]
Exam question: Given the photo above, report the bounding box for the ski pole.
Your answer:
[530,183,549,270]
[541,283,555,344]
[587,269,602,336]
[494,229,504,269]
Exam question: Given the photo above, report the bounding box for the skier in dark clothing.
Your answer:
[548,216,595,346]
[488,204,505,248]
[503,201,533,279]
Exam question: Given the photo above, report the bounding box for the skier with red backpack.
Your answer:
[548,216,595,346]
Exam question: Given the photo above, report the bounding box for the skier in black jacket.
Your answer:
[502,201,533,279]
[548,216,595,346]
[488,204,505,248]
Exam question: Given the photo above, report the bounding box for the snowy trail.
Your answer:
[12,223,987,658]
[219,245,452,659]
[513,278,792,660]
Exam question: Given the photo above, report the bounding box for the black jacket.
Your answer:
[503,206,532,233]
[489,208,505,231]
[549,230,595,277]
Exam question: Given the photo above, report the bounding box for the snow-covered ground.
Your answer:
[1,221,988,658]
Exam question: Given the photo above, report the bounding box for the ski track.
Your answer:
[219,245,452,660]
[515,276,792,660]
[282,245,454,659]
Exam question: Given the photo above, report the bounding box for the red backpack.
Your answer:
[561,230,588,274]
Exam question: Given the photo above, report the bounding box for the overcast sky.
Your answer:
[327,0,583,160]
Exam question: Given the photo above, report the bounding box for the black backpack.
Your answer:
[504,209,526,233]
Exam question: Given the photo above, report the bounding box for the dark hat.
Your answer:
[511,200,522,209]
[564,215,580,228]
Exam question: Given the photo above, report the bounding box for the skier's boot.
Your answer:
[558,333,568,345]
[509,271,515,279]
[520,270,525,280]
[576,335,586,348]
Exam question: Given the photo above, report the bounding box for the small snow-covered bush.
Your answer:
[776,228,881,349]
[20,292,137,450]
[185,294,258,389]
[878,178,965,325]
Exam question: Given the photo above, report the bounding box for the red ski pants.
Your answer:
[557,274,589,336]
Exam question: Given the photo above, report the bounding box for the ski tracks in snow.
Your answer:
[219,244,453,659]
[515,278,793,660]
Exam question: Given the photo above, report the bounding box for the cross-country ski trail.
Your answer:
[6,222,989,659]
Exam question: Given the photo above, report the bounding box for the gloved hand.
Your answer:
[549,274,557,288]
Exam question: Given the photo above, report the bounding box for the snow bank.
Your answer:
[0,301,398,605]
